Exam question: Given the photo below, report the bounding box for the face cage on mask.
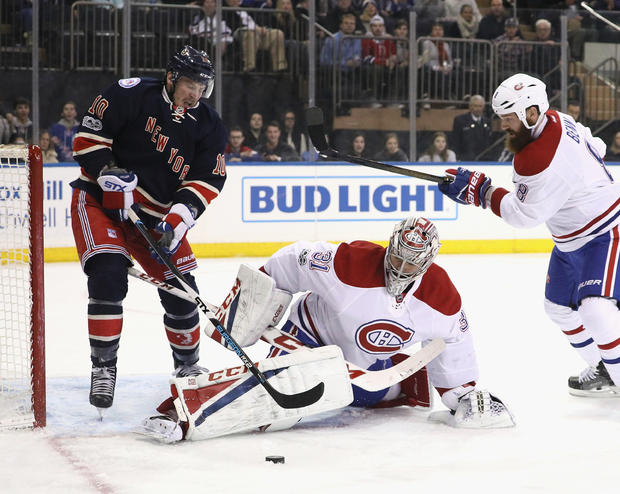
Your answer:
[385,246,428,296]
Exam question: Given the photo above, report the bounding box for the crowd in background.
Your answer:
[1,0,619,162]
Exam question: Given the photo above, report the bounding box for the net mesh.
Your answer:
[0,145,35,429]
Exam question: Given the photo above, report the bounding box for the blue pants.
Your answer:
[545,229,620,308]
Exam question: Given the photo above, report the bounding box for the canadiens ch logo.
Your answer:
[355,319,414,354]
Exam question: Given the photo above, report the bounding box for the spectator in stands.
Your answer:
[39,131,58,163]
[531,19,561,94]
[7,97,33,144]
[245,112,266,149]
[375,132,408,161]
[414,0,446,36]
[362,15,396,102]
[477,0,506,41]
[393,19,409,99]
[225,125,262,162]
[393,19,409,67]
[606,131,620,162]
[451,94,493,161]
[272,0,308,73]
[360,0,379,34]
[189,0,234,60]
[0,114,10,144]
[418,131,457,162]
[49,101,79,162]
[320,13,362,71]
[281,110,310,157]
[256,121,300,161]
[454,4,479,39]
[350,132,371,158]
[322,0,365,34]
[567,100,582,122]
[420,22,454,100]
[445,0,481,23]
[494,18,529,83]
[380,0,415,32]
[223,0,288,72]
[556,0,598,61]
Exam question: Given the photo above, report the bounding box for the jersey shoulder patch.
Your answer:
[514,110,562,176]
[118,77,141,88]
[412,264,461,316]
[334,241,385,288]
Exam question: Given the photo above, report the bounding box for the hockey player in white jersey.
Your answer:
[438,73,620,397]
[138,217,514,442]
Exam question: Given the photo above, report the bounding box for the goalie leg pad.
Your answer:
[172,345,353,440]
[214,264,292,348]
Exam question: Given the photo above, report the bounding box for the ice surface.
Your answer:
[1,254,619,494]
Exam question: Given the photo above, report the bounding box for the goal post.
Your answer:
[0,144,46,429]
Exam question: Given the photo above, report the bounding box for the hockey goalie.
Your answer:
[138,217,515,442]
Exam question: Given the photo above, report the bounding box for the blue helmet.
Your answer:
[167,45,215,98]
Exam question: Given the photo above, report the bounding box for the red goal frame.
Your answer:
[29,144,46,427]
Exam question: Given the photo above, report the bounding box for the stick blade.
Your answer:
[270,381,325,409]
[305,107,329,152]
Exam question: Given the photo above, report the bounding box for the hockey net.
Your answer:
[0,145,45,429]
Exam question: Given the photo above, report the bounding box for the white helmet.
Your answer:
[384,217,440,296]
[492,73,549,129]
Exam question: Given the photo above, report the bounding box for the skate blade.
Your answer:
[569,386,620,398]
[96,407,107,420]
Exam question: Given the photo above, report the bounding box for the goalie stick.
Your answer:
[305,107,454,185]
[126,267,445,392]
[127,205,325,409]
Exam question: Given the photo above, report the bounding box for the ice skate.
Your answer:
[173,363,209,378]
[568,361,620,397]
[89,364,117,414]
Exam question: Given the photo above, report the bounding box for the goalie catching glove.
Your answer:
[429,385,515,429]
[97,164,137,221]
[212,264,292,348]
[154,203,196,257]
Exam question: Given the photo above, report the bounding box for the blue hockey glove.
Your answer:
[438,167,491,209]
[97,164,138,221]
[154,203,196,258]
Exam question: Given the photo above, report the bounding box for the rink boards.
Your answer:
[25,161,620,260]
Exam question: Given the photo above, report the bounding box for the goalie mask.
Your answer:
[384,217,440,296]
[167,45,215,99]
[492,73,548,129]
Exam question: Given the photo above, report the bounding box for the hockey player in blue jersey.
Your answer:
[70,46,228,414]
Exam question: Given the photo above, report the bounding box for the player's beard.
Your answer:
[505,122,534,154]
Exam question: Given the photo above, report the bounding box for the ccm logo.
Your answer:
[355,320,414,354]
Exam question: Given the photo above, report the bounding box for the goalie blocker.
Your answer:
[137,346,353,442]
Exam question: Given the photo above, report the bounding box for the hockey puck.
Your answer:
[265,455,285,464]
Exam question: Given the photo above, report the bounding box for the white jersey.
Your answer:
[491,110,620,252]
[263,240,478,390]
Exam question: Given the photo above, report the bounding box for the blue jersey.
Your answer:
[71,77,227,225]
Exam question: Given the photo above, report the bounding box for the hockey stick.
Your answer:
[259,327,445,392]
[127,205,324,409]
[580,2,620,31]
[305,107,453,184]
[126,267,445,392]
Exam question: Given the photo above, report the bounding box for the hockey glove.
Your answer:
[97,164,138,221]
[438,167,491,209]
[154,203,196,257]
